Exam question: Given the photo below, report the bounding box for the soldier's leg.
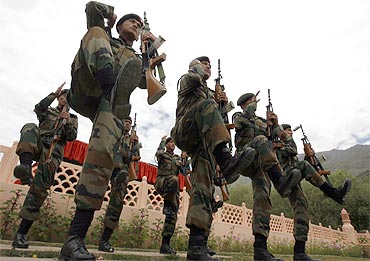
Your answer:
[14,144,62,249]
[250,135,304,197]
[252,168,283,261]
[186,148,219,261]
[14,123,41,185]
[68,26,115,121]
[288,186,319,261]
[174,99,256,185]
[160,191,179,255]
[298,160,352,205]
[100,166,129,253]
[60,98,123,261]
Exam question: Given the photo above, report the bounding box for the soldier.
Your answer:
[59,1,160,260]
[154,136,182,255]
[274,124,351,261]
[170,56,256,261]
[12,83,78,249]
[98,115,140,253]
[232,92,303,261]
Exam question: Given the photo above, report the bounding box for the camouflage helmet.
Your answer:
[281,124,291,130]
[124,116,132,123]
[237,93,254,106]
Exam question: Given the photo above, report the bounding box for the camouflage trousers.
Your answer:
[74,98,124,211]
[288,184,309,242]
[171,99,230,233]
[68,26,137,121]
[103,164,129,229]
[294,160,325,187]
[16,123,64,221]
[155,175,179,237]
[236,135,280,237]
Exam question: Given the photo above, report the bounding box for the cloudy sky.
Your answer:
[1,0,369,165]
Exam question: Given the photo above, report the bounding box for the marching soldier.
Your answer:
[12,83,78,249]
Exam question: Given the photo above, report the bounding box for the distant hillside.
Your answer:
[235,144,369,185]
[298,144,370,177]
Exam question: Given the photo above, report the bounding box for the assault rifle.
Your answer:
[180,151,192,193]
[266,89,275,140]
[293,124,332,185]
[129,113,142,181]
[141,12,167,105]
[45,104,69,163]
[214,59,235,151]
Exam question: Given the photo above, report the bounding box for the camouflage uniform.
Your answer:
[275,134,324,242]
[17,93,78,221]
[170,68,230,234]
[232,109,279,238]
[154,139,182,239]
[102,129,139,230]
[68,1,146,211]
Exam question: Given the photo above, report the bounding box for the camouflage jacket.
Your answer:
[175,69,215,121]
[232,110,268,153]
[34,93,78,145]
[155,140,182,176]
[275,136,299,170]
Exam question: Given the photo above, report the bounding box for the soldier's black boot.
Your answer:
[160,236,176,255]
[204,236,216,256]
[187,226,221,261]
[12,218,33,249]
[14,152,33,185]
[267,165,303,197]
[98,227,114,252]
[319,179,352,204]
[214,143,256,185]
[211,198,223,213]
[294,240,320,261]
[254,234,284,261]
[12,233,29,249]
[59,235,96,261]
[60,208,95,260]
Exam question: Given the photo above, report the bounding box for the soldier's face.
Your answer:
[285,128,293,136]
[166,140,175,151]
[57,93,68,106]
[118,18,142,41]
[200,61,211,80]
[123,119,132,132]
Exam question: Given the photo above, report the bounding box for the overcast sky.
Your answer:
[1,0,369,165]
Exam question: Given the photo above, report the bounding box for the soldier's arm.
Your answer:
[178,72,204,97]
[155,136,167,161]
[34,93,57,122]
[85,1,115,30]
[64,114,78,142]
[279,136,298,157]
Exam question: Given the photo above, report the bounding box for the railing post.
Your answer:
[281,213,287,233]
[137,176,149,209]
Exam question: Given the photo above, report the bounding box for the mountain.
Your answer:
[298,144,370,177]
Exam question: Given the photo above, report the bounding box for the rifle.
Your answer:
[215,165,230,202]
[128,113,142,181]
[265,89,275,140]
[45,104,68,163]
[293,124,332,186]
[141,12,167,105]
[214,59,235,151]
[180,151,192,193]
